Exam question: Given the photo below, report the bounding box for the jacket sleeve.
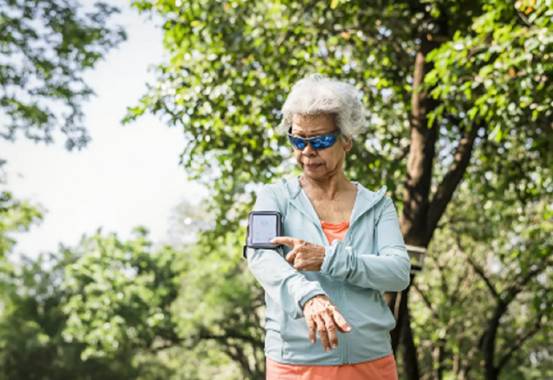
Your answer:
[320,196,411,291]
[245,185,327,319]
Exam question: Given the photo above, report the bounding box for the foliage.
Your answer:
[61,227,182,362]
[0,191,259,379]
[426,0,553,134]
[411,183,553,379]
[0,0,126,150]
[425,0,553,200]
[0,251,134,379]
[125,0,552,232]
[125,0,443,224]
[171,229,265,378]
[0,191,43,260]
[0,219,261,379]
[0,228,185,379]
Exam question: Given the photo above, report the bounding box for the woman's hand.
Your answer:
[271,236,325,271]
[303,295,351,351]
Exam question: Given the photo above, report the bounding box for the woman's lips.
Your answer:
[305,163,323,168]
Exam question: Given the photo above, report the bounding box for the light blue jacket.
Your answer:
[245,175,410,365]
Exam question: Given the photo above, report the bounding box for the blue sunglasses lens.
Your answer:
[288,132,338,150]
[288,135,307,150]
[311,134,337,149]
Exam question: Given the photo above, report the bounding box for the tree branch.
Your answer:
[198,327,264,351]
[412,281,438,320]
[473,251,551,380]
[449,263,468,306]
[224,343,256,379]
[465,254,500,300]
[502,263,550,306]
[496,311,545,372]
[427,123,480,237]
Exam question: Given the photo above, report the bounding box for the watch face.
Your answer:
[251,214,278,244]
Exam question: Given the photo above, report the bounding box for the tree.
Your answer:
[61,227,182,364]
[410,184,552,380]
[127,1,553,378]
[0,0,126,320]
[171,230,266,379]
[0,227,183,379]
[0,191,43,261]
[0,0,125,150]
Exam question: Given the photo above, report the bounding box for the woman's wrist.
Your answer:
[303,294,327,310]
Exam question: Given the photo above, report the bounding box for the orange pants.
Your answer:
[266,354,399,380]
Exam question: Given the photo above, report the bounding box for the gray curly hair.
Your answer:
[277,74,367,139]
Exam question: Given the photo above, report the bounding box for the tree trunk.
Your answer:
[390,20,481,374]
[481,305,503,380]
[400,44,439,246]
[391,36,439,380]
[401,292,420,380]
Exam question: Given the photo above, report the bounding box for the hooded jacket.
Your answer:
[245,175,410,365]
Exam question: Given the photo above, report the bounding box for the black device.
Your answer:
[242,211,283,258]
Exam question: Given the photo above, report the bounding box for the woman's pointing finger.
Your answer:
[271,236,296,247]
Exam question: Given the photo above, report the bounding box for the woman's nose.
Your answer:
[302,142,316,156]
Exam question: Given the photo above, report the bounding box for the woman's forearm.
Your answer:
[246,246,326,319]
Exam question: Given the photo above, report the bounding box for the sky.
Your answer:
[1,1,205,259]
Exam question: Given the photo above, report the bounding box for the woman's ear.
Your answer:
[342,136,353,152]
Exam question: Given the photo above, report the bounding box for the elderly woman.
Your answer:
[245,74,410,380]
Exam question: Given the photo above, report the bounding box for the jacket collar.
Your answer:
[350,183,387,226]
[283,175,387,227]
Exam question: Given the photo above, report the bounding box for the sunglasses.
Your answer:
[287,127,341,151]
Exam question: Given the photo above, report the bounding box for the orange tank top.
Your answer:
[266,221,398,380]
[321,219,350,244]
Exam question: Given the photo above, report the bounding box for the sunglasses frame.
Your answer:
[287,127,341,151]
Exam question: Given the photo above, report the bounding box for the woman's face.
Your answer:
[290,113,352,181]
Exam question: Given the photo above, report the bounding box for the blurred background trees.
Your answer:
[0,0,125,151]
[1,0,551,379]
